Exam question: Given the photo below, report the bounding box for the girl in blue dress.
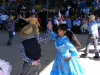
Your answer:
[50,24,86,75]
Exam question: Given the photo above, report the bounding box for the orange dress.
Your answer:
[26,17,40,34]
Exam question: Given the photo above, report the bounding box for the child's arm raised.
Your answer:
[37,21,52,45]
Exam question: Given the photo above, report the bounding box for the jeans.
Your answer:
[8,30,14,44]
[85,34,99,56]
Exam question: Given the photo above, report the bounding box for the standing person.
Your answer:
[50,24,86,75]
[80,17,88,34]
[42,8,47,31]
[0,12,8,27]
[81,15,99,59]
[6,16,20,46]
[20,13,40,38]
[73,17,81,34]
[66,17,72,30]
[31,7,35,14]
[19,23,52,75]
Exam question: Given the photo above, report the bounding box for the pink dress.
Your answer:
[80,19,88,30]
[0,59,12,75]
[0,70,5,75]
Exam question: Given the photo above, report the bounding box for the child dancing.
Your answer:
[50,24,86,75]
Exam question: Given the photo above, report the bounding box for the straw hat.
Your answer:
[9,16,15,20]
[88,15,95,21]
[20,24,36,38]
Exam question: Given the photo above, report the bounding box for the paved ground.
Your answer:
[0,30,100,75]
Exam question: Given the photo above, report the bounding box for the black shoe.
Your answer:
[7,42,12,46]
[93,56,99,59]
[80,54,88,58]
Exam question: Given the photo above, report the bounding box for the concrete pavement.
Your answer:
[0,30,100,75]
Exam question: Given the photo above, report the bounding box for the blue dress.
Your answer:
[50,32,86,75]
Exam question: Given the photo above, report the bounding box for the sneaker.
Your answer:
[93,56,99,59]
[80,54,88,58]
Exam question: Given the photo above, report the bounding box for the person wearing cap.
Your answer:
[19,23,52,75]
[81,15,99,59]
[20,13,40,38]
[6,16,20,46]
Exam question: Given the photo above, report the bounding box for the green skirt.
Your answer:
[80,24,88,30]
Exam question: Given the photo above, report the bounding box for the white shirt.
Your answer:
[65,10,69,16]
[54,19,59,25]
[73,20,81,26]
[32,9,35,13]
[60,20,66,24]
[67,6,71,10]
[21,6,26,10]
[0,14,8,20]
[58,12,61,18]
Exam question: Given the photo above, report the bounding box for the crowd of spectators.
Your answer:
[0,0,100,34]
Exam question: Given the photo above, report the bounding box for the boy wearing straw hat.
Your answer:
[19,23,52,75]
[6,16,20,46]
[81,15,99,59]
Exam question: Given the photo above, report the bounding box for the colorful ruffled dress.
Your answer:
[0,59,12,75]
[50,32,86,75]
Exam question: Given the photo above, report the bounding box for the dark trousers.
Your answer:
[76,26,80,34]
[73,25,80,34]
[22,62,41,75]
[7,30,14,44]
[84,34,99,56]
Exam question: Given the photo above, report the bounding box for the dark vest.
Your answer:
[22,38,41,61]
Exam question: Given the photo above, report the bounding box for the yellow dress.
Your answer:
[26,17,40,34]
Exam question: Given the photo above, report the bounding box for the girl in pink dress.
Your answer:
[80,17,88,34]
[0,59,12,75]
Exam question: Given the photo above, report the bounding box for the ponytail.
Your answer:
[58,24,81,48]
[66,30,81,48]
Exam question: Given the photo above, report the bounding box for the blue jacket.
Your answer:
[80,2,86,9]
[66,20,72,29]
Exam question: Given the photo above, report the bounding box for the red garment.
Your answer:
[38,17,42,26]
[60,17,65,21]
[15,0,19,5]
[62,18,65,21]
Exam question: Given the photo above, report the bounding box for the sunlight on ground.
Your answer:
[40,57,100,75]
[40,58,100,75]
[40,61,54,75]
[80,45,100,50]
[40,45,100,75]
[79,58,100,75]
[79,47,86,51]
